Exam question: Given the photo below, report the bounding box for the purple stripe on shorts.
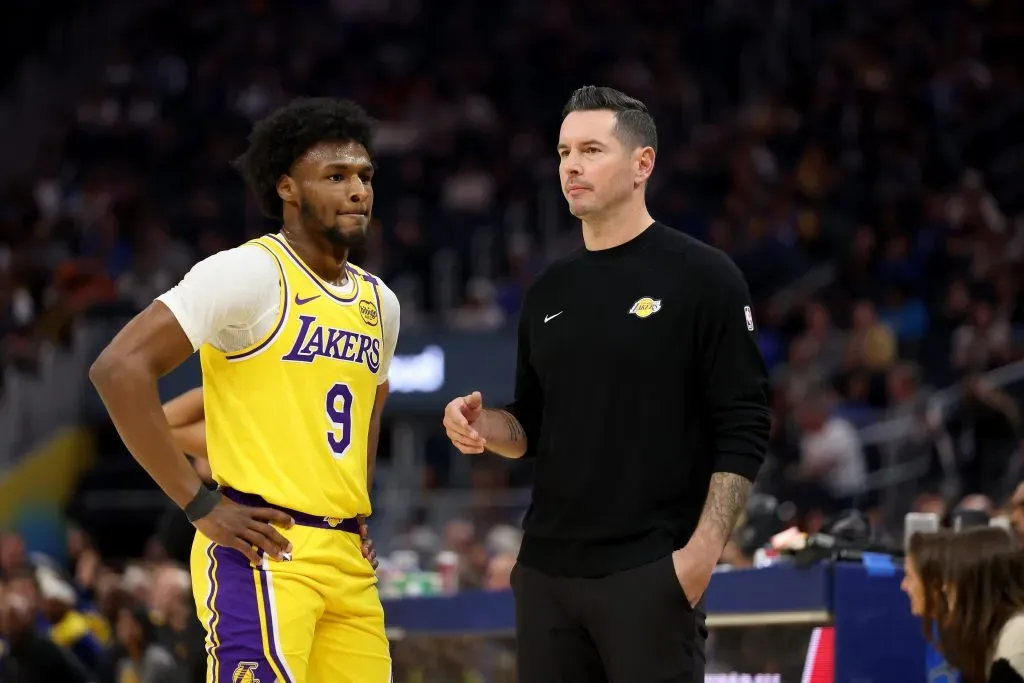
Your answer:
[257,564,294,682]
[204,544,220,682]
[210,545,279,683]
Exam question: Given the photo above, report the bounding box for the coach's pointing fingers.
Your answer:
[443,416,485,451]
[443,413,477,441]
[451,435,485,454]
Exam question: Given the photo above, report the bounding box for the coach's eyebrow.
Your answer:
[556,140,605,153]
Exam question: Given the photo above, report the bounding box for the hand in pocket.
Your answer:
[670,547,715,608]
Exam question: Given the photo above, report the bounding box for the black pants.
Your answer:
[512,554,707,683]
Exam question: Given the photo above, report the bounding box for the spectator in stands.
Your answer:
[1011,482,1024,547]
[791,388,867,510]
[448,277,506,332]
[798,301,846,378]
[0,532,29,579]
[101,604,180,683]
[772,336,827,409]
[38,566,104,672]
[953,298,1013,372]
[878,284,930,347]
[0,576,95,683]
[904,528,1024,683]
[946,376,1022,501]
[912,491,949,520]
[844,299,897,372]
[482,554,516,592]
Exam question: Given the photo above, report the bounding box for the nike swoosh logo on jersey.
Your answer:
[294,293,321,306]
[544,312,563,323]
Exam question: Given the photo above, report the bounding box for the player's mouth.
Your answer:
[337,211,369,222]
[566,184,590,197]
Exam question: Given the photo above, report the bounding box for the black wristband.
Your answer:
[184,485,222,523]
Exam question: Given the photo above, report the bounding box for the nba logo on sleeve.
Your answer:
[744,306,755,331]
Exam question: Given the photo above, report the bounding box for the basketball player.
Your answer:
[90,98,400,683]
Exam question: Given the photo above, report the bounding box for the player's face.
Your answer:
[293,141,375,248]
[557,110,651,219]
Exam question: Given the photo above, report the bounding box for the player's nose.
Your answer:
[347,177,370,201]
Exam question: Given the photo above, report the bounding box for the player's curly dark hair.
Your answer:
[234,98,376,220]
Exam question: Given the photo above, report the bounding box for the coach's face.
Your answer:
[558,110,653,218]
[282,140,375,248]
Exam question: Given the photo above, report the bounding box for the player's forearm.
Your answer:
[163,387,204,428]
[89,357,204,509]
[367,414,381,491]
[685,472,752,561]
[171,421,208,459]
[366,381,390,493]
[478,409,527,459]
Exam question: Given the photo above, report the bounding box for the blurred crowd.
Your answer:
[4,0,1023,387]
[0,527,204,683]
[3,0,1024,679]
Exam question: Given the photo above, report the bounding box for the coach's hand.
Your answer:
[357,515,379,570]
[194,498,294,565]
[671,545,716,609]
[443,391,487,454]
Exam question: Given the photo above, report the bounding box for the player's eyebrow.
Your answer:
[324,160,374,173]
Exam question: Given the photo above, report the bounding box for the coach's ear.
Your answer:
[633,146,655,189]
[277,174,297,204]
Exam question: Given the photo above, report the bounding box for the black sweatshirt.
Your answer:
[506,222,772,578]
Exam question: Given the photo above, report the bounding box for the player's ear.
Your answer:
[634,146,655,188]
[276,175,297,204]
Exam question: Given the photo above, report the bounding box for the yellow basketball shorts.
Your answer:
[190,501,390,683]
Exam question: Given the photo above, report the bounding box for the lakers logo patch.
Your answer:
[628,297,662,319]
[323,516,343,528]
[358,300,379,326]
[232,662,261,683]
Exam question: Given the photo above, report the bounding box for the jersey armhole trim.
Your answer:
[221,241,290,362]
[371,279,384,342]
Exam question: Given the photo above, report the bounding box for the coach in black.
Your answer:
[443,86,772,682]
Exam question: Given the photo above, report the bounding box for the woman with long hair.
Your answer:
[903,527,1024,683]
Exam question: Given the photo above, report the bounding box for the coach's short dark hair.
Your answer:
[562,86,657,152]
[234,98,375,220]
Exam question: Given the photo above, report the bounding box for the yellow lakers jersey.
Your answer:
[199,234,385,517]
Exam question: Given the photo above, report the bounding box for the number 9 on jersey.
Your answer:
[325,382,353,459]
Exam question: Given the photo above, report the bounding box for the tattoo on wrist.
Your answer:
[498,410,526,442]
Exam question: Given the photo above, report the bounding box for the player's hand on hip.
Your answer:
[193,498,294,565]
[442,391,487,454]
